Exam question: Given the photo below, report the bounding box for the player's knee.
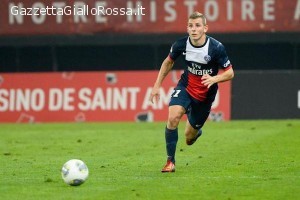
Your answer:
[168,115,181,128]
[184,122,200,139]
[184,129,196,139]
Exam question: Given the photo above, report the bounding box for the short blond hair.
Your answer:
[189,12,207,25]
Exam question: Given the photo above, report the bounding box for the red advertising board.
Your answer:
[0,0,299,35]
[0,71,231,123]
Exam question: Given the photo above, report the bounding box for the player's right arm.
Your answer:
[149,56,174,104]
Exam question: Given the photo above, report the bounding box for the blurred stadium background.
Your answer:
[0,0,299,122]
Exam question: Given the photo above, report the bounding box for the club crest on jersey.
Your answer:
[204,55,211,62]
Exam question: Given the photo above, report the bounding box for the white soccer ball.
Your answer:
[61,159,89,186]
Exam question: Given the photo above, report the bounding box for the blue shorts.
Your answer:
[169,86,212,129]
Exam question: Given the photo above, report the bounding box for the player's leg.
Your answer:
[185,101,212,145]
[167,105,185,129]
[162,105,185,173]
[165,105,186,162]
[162,86,190,173]
[185,120,203,145]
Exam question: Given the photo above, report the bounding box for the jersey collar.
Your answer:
[188,35,209,48]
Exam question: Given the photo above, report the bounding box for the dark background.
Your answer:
[0,32,299,72]
[232,71,300,119]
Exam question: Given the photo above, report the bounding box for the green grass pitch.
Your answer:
[0,120,299,200]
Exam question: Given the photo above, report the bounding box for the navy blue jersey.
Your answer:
[169,35,232,103]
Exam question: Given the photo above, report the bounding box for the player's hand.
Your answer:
[201,74,216,88]
[149,86,160,104]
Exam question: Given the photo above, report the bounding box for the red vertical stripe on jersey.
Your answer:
[186,73,208,101]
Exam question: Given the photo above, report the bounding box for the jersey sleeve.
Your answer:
[217,43,232,70]
[169,41,183,61]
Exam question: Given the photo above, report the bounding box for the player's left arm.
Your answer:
[201,67,234,88]
[202,43,234,88]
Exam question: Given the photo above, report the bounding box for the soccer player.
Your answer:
[149,12,234,173]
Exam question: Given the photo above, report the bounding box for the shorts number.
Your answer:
[171,89,181,97]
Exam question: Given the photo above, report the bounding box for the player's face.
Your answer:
[187,18,208,42]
